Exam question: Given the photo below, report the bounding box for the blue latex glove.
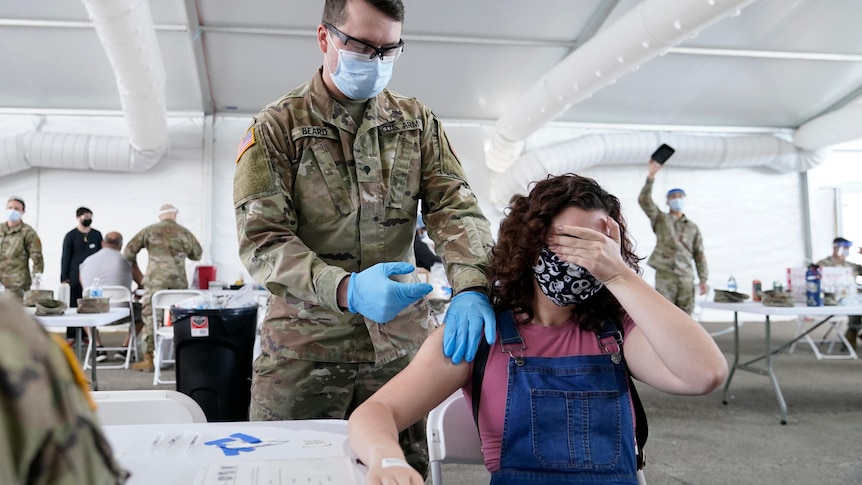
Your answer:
[347,262,433,323]
[442,291,496,365]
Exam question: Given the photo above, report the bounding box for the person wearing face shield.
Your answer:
[0,196,44,297]
[638,158,709,315]
[348,174,728,485]
[233,0,494,476]
[816,237,862,350]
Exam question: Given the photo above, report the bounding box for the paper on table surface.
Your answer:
[192,456,363,485]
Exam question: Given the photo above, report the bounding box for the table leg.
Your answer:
[74,327,83,362]
[763,316,788,424]
[722,312,740,404]
[90,326,98,391]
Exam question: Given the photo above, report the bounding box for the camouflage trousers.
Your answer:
[250,352,428,478]
[139,286,185,353]
[655,270,696,315]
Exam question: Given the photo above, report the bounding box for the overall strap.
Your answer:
[609,318,649,470]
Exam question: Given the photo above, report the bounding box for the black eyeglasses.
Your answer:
[323,22,404,60]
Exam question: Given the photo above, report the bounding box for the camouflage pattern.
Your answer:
[816,255,862,330]
[655,269,697,314]
[0,221,44,296]
[0,295,128,484]
[639,177,708,313]
[250,351,428,477]
[123,219,202,352]
[233,68,493,366]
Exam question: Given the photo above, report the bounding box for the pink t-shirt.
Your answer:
[463,314,637,473]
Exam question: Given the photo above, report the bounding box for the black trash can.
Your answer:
[172,306,258,422]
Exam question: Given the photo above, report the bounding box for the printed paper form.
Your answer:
[193,456,364,485]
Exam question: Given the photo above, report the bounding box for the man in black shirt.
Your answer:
[61,207,103,341]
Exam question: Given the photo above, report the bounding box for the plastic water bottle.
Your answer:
[805,264,822,306]
[727,275,737,292]
[90,277,103,298]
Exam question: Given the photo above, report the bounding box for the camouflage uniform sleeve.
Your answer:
[638,177,660,224]
[418,109,493,294]
[0,297,128,484]
[185,230,203,262]
[692,226,709,282]
[121,228,145,262]
[27,227,44,274]
[233,111,349,311]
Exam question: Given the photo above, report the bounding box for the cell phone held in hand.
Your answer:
[651,144,675,165]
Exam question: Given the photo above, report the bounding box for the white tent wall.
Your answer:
[1,113,860,324]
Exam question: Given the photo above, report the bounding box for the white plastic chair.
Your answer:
[82,285,138,370]
[92,389,207,425]
[427,392,485,485]
[789,315,858,360]
[151,289,204,385]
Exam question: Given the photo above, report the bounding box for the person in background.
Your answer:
[61,206,103,344]
[0,295,128,484]
[80,231,144,361]
[123,204,202,372]
[348,174,728,484]
[413,214,441,271]
[638,159,708,314]
[232,0,495,475]
[62,206,103,306]
[0,196,44,297]
[816,237,862,350]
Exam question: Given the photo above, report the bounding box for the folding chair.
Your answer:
[151,289,205,385]
[426,392,485,485]
[82,285,138,370]
[789,315,858,360]
[92,389,207,425]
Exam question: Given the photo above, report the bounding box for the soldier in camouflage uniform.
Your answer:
[0,196,44,297]
[638,160,708,315]
[123,204,202,371]
[816,237,862,350]
[233,0,495,476]
[0,295,128,484]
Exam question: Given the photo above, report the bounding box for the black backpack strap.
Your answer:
[471,337,491,428]
[470,310,516,428]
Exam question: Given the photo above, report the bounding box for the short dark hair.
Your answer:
[323,0,404,26]
[8,196,25,210]
[833,237,852,246]
[76,207,92,217]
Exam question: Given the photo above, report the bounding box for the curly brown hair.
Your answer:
[488,174,642,332]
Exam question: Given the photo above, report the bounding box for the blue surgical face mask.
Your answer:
[6,209,21,222]
[329,47,396,100]
[668,198,684,212]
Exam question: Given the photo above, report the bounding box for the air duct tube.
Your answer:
[489,132,827,206]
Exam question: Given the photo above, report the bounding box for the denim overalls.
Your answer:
[490,312,638,485]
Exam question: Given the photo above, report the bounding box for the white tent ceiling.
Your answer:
[2,0,862,130]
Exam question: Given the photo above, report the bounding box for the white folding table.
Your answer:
[700,301,862,424]
[31,307,130,390]
[103,419,366,485]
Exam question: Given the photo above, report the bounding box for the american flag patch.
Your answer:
[235,129,256,163]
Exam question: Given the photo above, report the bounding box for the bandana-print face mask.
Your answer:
[533,245,604,307]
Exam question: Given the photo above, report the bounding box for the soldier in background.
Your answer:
[816,237,862,350]
[123,204,202,372]
[639,159,709,315]
[233,0,495,475]
[0,295,128,484]
[0,196,44,297]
